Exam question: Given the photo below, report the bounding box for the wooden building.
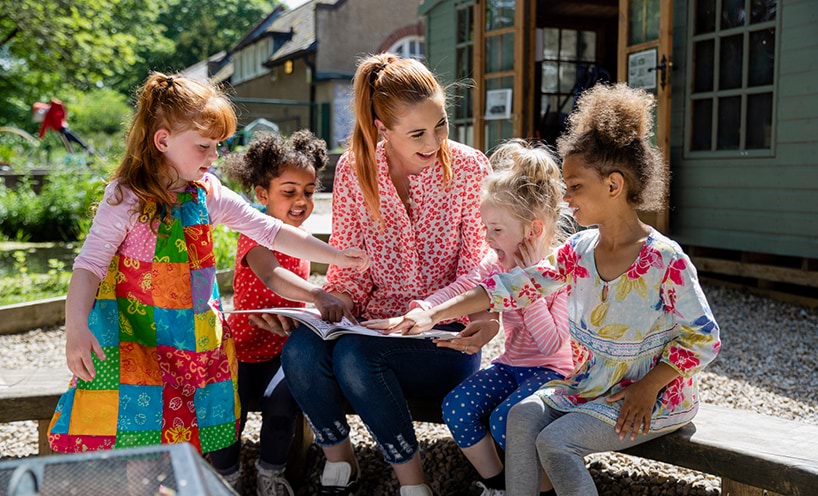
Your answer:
[420,0,818,299]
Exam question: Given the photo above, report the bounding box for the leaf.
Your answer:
[598,324,630,340]
[590,301,609,327]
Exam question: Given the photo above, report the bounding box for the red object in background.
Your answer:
[35,99,68,139]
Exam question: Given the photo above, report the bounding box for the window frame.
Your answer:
[387,35,426,61]
[453,1,476,147]
[683,0,781,159]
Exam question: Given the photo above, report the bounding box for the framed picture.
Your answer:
[485,89,512,120]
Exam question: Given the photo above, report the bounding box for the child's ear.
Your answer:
[153,129,170,152]
[607,171,625,198]
[529,219,545,239]
[254,185,268,204]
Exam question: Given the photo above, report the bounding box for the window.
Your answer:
[687,0,777,154]
[388,35,425,60]
[483,0,516,149]
[454,3,475,147]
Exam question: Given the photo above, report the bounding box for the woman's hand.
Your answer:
[65,324,106,382]
[363,308,434,335]
[335,248,370,272]
[435,319,500,355]
[248,314,297,337]
[313,289,358,324]
[514,232,550,269]
[606,379,662,441]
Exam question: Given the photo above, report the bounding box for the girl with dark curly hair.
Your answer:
[210,130,356,495]
[380,84,721,496]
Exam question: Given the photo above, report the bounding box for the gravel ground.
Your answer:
[1,281,817,496]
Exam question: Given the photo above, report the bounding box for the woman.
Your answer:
[269,53,490,496]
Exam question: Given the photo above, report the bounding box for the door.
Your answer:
[618,0,673,232]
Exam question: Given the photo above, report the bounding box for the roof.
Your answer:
[264,0,340,66]
[180,51,228,82]
[232,6,286,52]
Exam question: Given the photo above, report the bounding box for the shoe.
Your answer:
[474,481,505,496]
[319,460,360,495]
[399,484,435,496]
[220,467,242,493]
[256,461,294,496]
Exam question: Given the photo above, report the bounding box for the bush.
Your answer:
[0,166,108,242]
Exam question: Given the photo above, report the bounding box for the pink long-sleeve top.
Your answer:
[74,173,282,280]
[324,140,491,320]
[412,253,573,375]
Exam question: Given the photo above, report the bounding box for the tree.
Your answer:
[0,0,164,128]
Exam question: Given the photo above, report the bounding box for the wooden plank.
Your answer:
[38,419,53,456]
[672,165,818,188]
[673,208,815,236]
[777,94,818,120]
[722,479,785,496]
[0,297,65,336]
[0,368,72,423]
[777,118,818,144]
[698,275,818,309]
[780,22,818,51]
[672,187,818,214]
[671,227,818,260]
[691,256,818,287]
[623,404,818,496]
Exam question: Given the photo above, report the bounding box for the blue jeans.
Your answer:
[281,323,479,464]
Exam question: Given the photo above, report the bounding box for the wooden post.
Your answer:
[722,478,784,496]
[38,419,53,455]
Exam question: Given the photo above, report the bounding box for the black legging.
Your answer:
[210,358,300,472]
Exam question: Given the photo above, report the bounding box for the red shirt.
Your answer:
[228,233,310,362]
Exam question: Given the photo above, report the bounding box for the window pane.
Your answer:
[721,0,747,29]
[543,28,559,60]
[628,0,645,45]
[457,8,473,43]
[486,0,515,31]
[746,92,772,149]
[691,99,713,150]
[717,96,741,150]
[560,30,577,60]
[486,34,514,73]
[502,33,515,69]
[719,34,744,90]
[578,31,597,62]
[646,0,660,41]
[694,40,715,93]
[751,0,776,23]
[559,63,577,94]
[542,62,558,92]
[695,0,716,34]
[748,29,775,86]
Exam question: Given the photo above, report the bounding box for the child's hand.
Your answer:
[335,248,370,272]
[606,379,661,440]
[434,319,500,354]
[363,308,433,335]
[313,290,357,323]
[249,314,297,337]
[65,324,106,382]
[514,232,550,268]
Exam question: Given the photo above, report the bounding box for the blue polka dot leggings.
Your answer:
[442,362,562,450]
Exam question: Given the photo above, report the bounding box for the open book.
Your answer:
[227,307,459,341]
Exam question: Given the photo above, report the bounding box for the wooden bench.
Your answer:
[5,368,816,495]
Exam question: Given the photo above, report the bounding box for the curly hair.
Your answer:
[223,129,328,194]
[483,139,572,245]
[556,83,667,211]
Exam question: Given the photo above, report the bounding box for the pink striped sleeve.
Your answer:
[519,288,570,357]
[422,255,499,308]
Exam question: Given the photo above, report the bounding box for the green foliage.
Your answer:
[0,166,108,242]
[212,223,239,271]
[0,252,71,306]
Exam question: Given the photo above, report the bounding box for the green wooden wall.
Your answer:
[421,0,459,113]
[669,0,818,258]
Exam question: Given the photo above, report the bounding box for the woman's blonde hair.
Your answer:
[484,139,571,245]
[556,83,667,211]
[111,72,237,228]
[349,53,451,222]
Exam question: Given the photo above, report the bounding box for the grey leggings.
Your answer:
[505,395,679,496]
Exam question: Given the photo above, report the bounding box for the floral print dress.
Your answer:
[483,228,720,431]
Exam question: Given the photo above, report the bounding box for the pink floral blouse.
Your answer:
[325,140,491,320]
[482,229,721,431]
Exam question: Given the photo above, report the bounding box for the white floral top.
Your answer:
[482,228,721,431]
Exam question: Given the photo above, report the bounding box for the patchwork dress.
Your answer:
[49,181,241,453]
[482,229,721,432]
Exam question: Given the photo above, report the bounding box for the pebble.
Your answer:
[2,283,816,495]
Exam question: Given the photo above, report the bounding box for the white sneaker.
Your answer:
[255,461,294,496]
[399,484,435,496]
[220,467,241,493]
[319,460,360,495]
[474,481,505,496]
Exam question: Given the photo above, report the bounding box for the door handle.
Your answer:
[648,55,673,89]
